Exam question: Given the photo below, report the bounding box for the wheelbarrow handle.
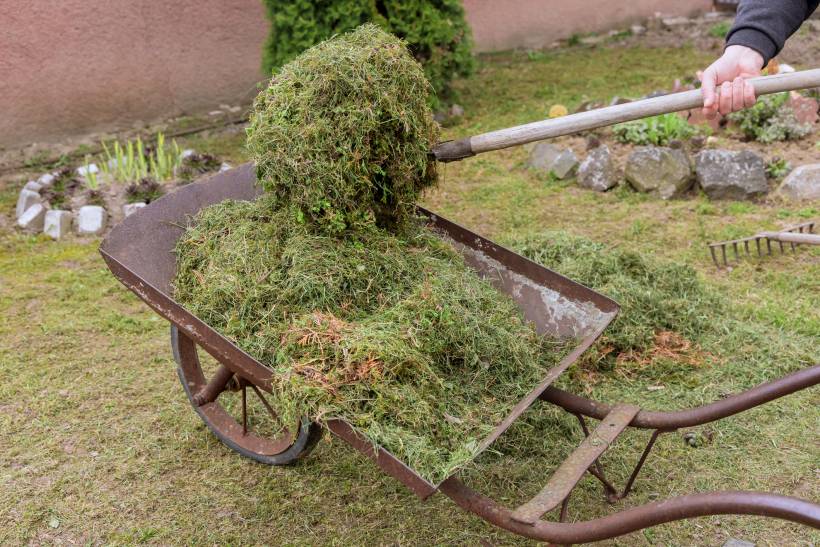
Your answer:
[432,68,820,162]
[759,231,820,245]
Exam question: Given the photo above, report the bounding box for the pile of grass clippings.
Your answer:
[247,24,439,234]
[514,231,724,370]
[174,196,570,483]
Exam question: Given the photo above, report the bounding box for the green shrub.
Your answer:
[765,157,792,180]
[727,92,812,143]
[613,113,697,146]
[708,21,731,38]
[260,0,474,105]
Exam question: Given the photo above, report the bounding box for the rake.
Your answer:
[708,220,819,267]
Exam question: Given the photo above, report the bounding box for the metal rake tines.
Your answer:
[708,220,818,268]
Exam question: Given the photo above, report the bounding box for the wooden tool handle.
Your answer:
[760,231,820,245]
[432,68,820,162]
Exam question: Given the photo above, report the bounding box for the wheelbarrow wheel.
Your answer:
[170,325,322,464]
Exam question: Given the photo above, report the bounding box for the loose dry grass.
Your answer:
[173,196,571,483]
[247,24,439,234]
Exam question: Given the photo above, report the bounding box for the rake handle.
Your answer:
[432,68,820,162]
[759,231,820,245]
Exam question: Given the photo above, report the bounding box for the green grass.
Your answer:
[1,43,818,545]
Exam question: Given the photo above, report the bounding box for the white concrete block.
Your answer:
[17,203,46,231]
[75,205,107,236]
[37,173,56,187]
[44,210,73,239]
[76,163,99,177]
[122,202,146,217]
[24,180,43,193]
[16,189,42,219]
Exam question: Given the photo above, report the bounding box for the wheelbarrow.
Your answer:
[101,71,820,544]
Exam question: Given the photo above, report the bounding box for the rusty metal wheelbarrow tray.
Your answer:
[100,165,820,543]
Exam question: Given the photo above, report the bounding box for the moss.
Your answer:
[248,25,439,234]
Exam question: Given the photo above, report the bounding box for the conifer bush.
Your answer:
[260,0,474,104]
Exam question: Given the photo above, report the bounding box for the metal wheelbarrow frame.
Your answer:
[100,165,820,544]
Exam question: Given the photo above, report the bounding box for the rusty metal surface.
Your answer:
[171,325,321,463]
[439,478,820,544]
[101,163,620,498]
[326,420,438,499]
[539,363,820,430]
[511,404,640,524]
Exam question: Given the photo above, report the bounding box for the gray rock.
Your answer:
[529,143,578,179]
[219,162,232,172]
[579,35,606,46]
[17,203,46,231]
[44,210,73,239]
[630,24,647,35]
[37,173,56,187]
[181,149,196,159]
[722,539,755,547]
[778,163,820,200]
[75,205,107,236]
[16,189,42,219]
[625,146,692,199]
[662,16,690,28]
[23,180,42,193]
[578,145,617,192]
[123,202,147,217]
[449,104,465,118]
[695,150,769,200]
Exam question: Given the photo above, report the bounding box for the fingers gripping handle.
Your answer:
[431,68,820,163]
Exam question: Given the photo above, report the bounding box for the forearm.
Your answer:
[726,0,820,65]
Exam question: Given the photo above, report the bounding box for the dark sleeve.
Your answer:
[725,0,820,65]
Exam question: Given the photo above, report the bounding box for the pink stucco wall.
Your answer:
[463,0,713,52]
[0,0,270,149]
[0,1,712,148]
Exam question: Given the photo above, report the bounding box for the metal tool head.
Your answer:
[707,220,817,268]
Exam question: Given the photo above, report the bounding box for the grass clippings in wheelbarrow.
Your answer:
[173,197,572,484]
[174,25,572,484]
[246,23,439,235]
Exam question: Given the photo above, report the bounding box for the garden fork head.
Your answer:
[708,220,819,268]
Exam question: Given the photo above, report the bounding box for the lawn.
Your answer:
[1,44,818,545]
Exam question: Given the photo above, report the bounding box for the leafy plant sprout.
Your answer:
[613,113,699,146]
[81,156,101,191]
[99,133,183,183]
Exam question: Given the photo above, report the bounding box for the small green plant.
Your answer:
[765,157,792,180]
[82,161,100,191]
[125,178,164,204]
[708,21,731,38]
[727,92,812,143]
[100,133,183,183]
[566,33,582,46]
[726,202,755,215]
[526,49,546,62]
[695,202,717,216]
[613,113,697,146]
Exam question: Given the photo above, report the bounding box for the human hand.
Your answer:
[700,45,765,119]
